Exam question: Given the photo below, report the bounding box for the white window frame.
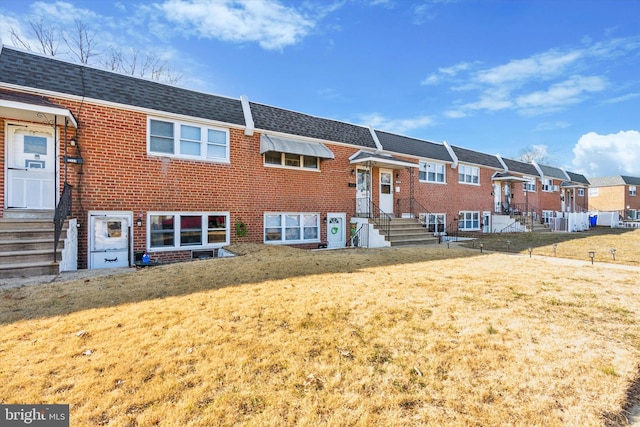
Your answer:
[458,164,479,185]
[264,213,320,244]
[588,188,599,197]
[147,212,230,251]
[577,188,585,197]
[147,117,230,163]
[523,177,536,192]
[458,211,480,231]
[542,178,557,192]
[420,212,446,234]
[418,161,446,183]
[542,210,554,224]
[264,152,320,171]
[630,185,637,196]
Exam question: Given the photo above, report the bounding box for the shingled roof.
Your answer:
[565,171,590,185]
[500,157,539,176]
[374,130,452,162]
[589,175,640,187]
[249,102,376,148]
[0,45,246,126]
[537,164,569,180]
[450,145,502,169]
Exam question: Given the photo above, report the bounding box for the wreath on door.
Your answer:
[331,226,339,234]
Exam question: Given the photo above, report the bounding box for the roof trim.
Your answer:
[496,154,508,171]
[259,134,335,159]
[443,141,458,169]
[369,126,383,151]
[240,95,254,136]
[0,98,77,128]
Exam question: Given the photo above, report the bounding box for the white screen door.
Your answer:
[89,214,131,269]
[327,213,346,248]
[6,125,55,209]
[379,169,394,214]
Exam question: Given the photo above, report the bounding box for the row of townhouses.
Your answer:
[0,45,590,277]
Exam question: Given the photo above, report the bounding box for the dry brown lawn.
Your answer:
[1,229,639,426]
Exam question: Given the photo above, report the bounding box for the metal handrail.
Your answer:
[394,198,433,225]
[53,183,73,262]
[442,220,459,242]
[349,223,368,248]
[369,199,391,238]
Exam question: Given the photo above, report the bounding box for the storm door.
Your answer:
[89,214,132,269]
[6,124,55,209]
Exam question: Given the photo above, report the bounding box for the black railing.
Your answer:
[394,198,433,224]
[442,220,459,242]
[53,183,73,263]
[370,200,391,238]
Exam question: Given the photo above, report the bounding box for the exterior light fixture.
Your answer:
[70,138,77,146]
[589,251,595,265]
[350,169,355,175]
[552,243,557,256]
[136,218,142,227]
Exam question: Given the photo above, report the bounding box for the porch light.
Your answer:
[136,218,143,227]
[610,248,616,261]
[70,137,77,146]
[350,169,355,175]
[589,251,595,265]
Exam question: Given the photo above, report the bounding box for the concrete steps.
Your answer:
[0,217,66,279]
[374,218,439,246]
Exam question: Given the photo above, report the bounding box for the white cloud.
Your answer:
[158,0,315,50]
[572,130,640,177]
[359,113,434,133]
[430,36,640,118]
[603,92,640,104]
[533,121,570,131]
[515,75,607,115]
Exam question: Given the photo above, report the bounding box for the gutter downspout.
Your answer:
[240,95,254,136]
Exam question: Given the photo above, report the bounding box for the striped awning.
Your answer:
[260,134,334,159]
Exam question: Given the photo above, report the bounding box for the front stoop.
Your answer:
[0,218,65,279]
[374,218,439,246]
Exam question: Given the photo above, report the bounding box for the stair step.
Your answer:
[0,262,59,279]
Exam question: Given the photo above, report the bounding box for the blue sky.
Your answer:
[1,0,639,178]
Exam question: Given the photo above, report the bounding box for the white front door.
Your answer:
[89,213,132,269]
[326,213,346,248]
[482,211,491,233]
[356,167,370,216]
[493,184,501,213]
[6,124,56,209]
[379,169,394,215]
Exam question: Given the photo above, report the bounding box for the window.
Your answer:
[542,210,554,225]
[577,188,585,197]
[264,152,319,170]
[458,165,479,185]
[523,178,536,192]
[264,213,320,244]
[149,212,229,250]
[420,213,445,234]
[148,118,229,162]
[542,179,559,192]
[458,211,480,231]
[588,188,599,197]
[419,161,445,183]
[630,185,637,196]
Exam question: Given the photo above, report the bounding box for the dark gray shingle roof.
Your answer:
[538,164,568,180]
[375,130,452,162]
[501,157,539,176]
[565,171,590,185]
[249,102,376,148]
[451,145,502,169]
[0,46,246,126]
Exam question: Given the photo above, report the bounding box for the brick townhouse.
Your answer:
[588,175,640,220]
[0,45,589,276]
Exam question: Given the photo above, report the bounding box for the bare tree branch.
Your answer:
[63,19,96,64]
[31,18,59,56]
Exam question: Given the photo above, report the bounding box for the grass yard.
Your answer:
[1,229,639,426]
